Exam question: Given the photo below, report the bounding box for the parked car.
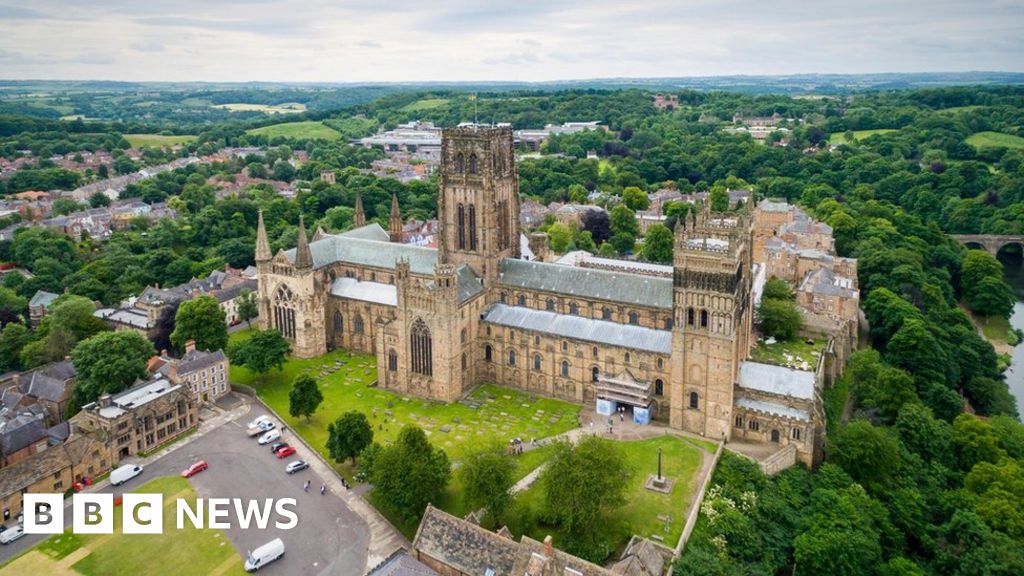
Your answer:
[248,415,272,429]
[269,442,289,454]
[285,460,309,474]
[257,420,276,431]
[244,537,285,572]
[182,460,209,478]
[276,446,297,458]
[0,526,24,545]
[257,429,281,445]
[110,464,144,486]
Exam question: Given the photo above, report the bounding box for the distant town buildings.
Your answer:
[514,121,602,151]
[653,94,679,110]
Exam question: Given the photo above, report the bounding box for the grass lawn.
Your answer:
[508,435,707,558]
[0,477,246,576]
[938,105,985,114]
[246,121,342,141]
[400,98,449,112]
[750,337,825,371]
[123,134,198,148]
[214,102,306,114]
[828,129,896,144]
[967,131,1024,150]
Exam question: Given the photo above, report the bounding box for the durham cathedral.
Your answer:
[256,125,838,465]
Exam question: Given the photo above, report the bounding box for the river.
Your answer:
[999,251,1024,416]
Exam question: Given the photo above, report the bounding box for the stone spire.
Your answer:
[353,191,365,228]
[388,193,403,243]
[294,214,313,269]
[256,209,272,263]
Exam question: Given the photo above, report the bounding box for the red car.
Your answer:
[181,460,209,478]
[276,446,297,459]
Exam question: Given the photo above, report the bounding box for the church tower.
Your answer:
[437,125,520,282]
[353,191,366,228]
[669,203,754,440]
[388,193,403,243]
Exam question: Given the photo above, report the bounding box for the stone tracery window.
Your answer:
[561,360,570,377]
[388,349,398,371]
[457,204,466,249]
[468,204,477,251]
[273,284,296,339]
[534,354,542,371]
[689,392,699,410]
[410,318,433,376]
[354,314,364,334]
[468,153,478,174]
[455,153,464,173]
[333,311,343,333]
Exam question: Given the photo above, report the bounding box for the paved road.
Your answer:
[0,403,369,576]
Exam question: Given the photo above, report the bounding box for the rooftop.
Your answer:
[738,361,816,400]
[93,378,182,419]
[736,396,811,422]
[499,258,672,309]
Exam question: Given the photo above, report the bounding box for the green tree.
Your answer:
[459,442,516,523]
[369,425,450,521]
[88,192,111,208]
[0,287,28,325]
[547,222,574,254]
[828,420,902,495]
[327,411,373,466]
[71,331,155,405]
[51,198,82,216]
[642,223,673,263]
[952,413,1006,471]
[541,436,632,561]
[621,186,650,211]
[289,374,324,422]
[237,289,259,328]
[968,276,1016,318]
[228,329,290,382]
[709,186,729,212]
[170,295,228,352]
[762,278,794,301]
[0,322,30,371]
[610,232,636,255]
[609,204,638,238]
[757,298,802,340]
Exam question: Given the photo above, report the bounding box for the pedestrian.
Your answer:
[303,480,310,492]
[320,483,326,495]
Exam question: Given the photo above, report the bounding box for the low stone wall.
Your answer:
[759,444,797,476]
[675,440,724,557]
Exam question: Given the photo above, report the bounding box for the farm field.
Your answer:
[245,121,342,140]
[123,134,197,147]
[400,98,449,112]
[967,131,1024,150]
[828,129,897,144]
[214,102,306,114]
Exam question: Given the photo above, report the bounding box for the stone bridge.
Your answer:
[952,234,1024,257]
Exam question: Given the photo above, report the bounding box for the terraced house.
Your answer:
[257,125,842,465]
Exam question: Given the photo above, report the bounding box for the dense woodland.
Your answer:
[1,84,1023,573]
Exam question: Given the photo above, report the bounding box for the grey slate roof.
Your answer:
[330,278,398,306]
[456,265,484,303]
[175,349,227,375]
[29,290,59,308]
[339,223,391,242]
[499,258,673,309]
[0,439,68,496]
[413,504,518,576]
[482,304,672,354]
[284,234,438,274]
[0,412,47,456]
[22,360,75,402]
[366,549,439,576]
[738,361,816,400]
[736,396,811,422]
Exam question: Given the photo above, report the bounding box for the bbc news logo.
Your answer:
[24,494,298,534]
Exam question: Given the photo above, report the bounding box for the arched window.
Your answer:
[602,307,612,320]
[700,309,708,328]
[388,349,398,371]
[468,153,478,174]
[628,311,639,325]
[354,314,364,334]
[457,204,466,249]
[624,352,631,364]
[485,345,493,362]
[561,341,568,352]
[735,415,744,428]
[508,349,517,367]
[517,294,526,306]
[534,354,542,371]
[771,430,780,443]
[592,346,598,358]
[686,307,695,326]
[561,360,570,377]
[468,204,477,251]
[455,153,464,173]
[748,420,760,432]
[462,353,467,370]
[546,299,555,311]
[500,292,507,304]
[592,366,600,382]
[273,284,296,339]
[664,318,673,330]
[460,328,467,343]
[333,311,343,333]
[792,428,802,440]
[569,302,579,315]
[689,392,699,410]
[655,379,664,396]
[410,319,433,376]
[657,358,664,370]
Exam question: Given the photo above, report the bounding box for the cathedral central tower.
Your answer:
[437,125,520,283]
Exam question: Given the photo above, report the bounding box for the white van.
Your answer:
[110,464,144,486]
[244,537,285,572]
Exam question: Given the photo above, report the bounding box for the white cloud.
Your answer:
[0,0,1020,81]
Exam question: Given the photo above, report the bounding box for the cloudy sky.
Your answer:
[1,0,1022,82]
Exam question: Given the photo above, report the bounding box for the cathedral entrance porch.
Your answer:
[595,372,653,426]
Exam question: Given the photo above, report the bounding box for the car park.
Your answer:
[276,446,297,458]
[244,537,285,572]
[182,460,209,478]
[248,415,272,429]
[269,442,289,454]
[0,526,24,545]
[257,429,281,445]
[285,460,309,474]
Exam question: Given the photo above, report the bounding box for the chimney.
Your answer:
[543,535,553,558]
[185,340,196,354]
[98,394,112,408]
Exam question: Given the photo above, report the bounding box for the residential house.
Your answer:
[152,340,230,403]
[0,433,109,521]
[28,290,60,327]
[12,360,77,424]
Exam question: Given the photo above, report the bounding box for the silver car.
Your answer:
[285,460,309,474]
